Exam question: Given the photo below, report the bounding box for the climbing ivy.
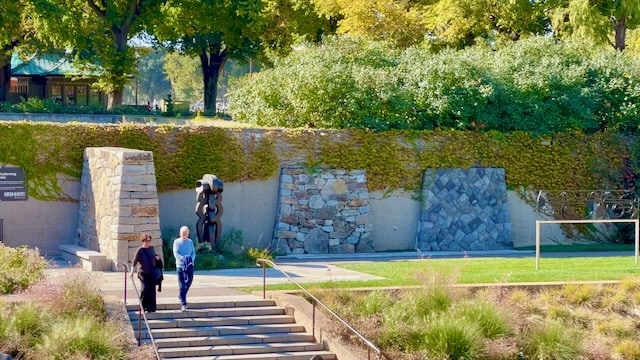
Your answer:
[0,122,633,201]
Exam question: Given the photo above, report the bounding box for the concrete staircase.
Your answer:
[127,297,337,360]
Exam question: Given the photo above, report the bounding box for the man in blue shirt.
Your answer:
[173,226,196,311]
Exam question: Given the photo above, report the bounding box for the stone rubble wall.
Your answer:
[416,168,513,251]
[274,168,374,254]
[76,147,161,270]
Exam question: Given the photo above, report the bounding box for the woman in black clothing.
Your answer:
[130,233,159,312]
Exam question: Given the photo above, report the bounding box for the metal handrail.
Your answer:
[119,262,161,360]
[256,258,392,360]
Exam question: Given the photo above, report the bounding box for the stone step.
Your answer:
[126,299,276,312]
[132,314,295,329]
[160,350,337,360]
[153,331,315,348]
[158,341,327,358]
[129,306,286,320]
[142,323,307,339]
[58,244,111,271]
[127,298,338,359]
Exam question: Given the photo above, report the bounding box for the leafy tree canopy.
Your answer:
[551,0,640,51]
[163,52,203,102]
[30,0,166,108]
[151,0,333,113]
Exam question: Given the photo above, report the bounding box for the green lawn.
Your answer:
[340,256,640,284]
[252,256,640,291]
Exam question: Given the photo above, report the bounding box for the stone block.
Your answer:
[122,151,153,164]
[131,205,159,217]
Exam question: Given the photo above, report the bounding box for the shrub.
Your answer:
[245,247,272,263]
[0,245,46,294]
[218,229,244,255]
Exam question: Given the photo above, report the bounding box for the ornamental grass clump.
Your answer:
[450,299,512,339]
[0,270,126,359]
[523,321,581,360]
[418,316,484,360]
[314,268,640,359]
[33,317,125,360]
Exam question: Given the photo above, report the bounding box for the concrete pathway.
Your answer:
[46,258,385,305]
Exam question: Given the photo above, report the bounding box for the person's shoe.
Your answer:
[181,305,187,312]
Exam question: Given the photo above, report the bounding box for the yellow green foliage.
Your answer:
[0,122,633,200]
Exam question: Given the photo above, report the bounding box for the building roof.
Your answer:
[10,51,97,77]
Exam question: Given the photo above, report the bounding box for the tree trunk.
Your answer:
[0,61,9,103]
[105,30,129,109]
[199,47,227,114]
[107,90,124,110]
[613,16,626,51]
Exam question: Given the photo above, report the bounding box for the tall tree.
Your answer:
[551,0,640,51]
[31,0,165,108]
[0,0,37,102]
[313,0,553,49]
[138,47,172,102]
[152,0,333,113]
[163,52,203,102]
[313,0,427,48]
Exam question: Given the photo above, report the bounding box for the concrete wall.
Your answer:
[0,176,567,256]
[0,175,79,256]
[158,177,280,251]
[0,112,167,124]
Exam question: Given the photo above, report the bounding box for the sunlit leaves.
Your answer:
[229,36,640,134]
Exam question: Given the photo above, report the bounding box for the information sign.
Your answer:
[0,167,28,201]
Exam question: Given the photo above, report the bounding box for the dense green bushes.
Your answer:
[161,228,272,271]
[229,36,640,134]
[0,98,164,116]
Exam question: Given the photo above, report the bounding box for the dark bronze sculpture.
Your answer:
[195,174,224,251]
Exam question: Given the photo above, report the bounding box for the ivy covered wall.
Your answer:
[0,122,634,201]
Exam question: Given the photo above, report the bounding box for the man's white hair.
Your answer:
[180,226,189,236]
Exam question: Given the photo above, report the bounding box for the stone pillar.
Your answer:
[76,147,161,270]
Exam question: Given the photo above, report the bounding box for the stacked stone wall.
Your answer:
[416,168,513,251]
[76,147,161,269]
[274,168,374,254]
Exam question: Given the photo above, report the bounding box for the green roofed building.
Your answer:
[9,52,107,106]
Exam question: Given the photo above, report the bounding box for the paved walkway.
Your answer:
[46,257,388,305]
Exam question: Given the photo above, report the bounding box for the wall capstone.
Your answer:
[76,147,161,270]
[274,167,374,254]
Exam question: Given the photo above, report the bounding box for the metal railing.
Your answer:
[120,262,160,360]
[256,259,391,360]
